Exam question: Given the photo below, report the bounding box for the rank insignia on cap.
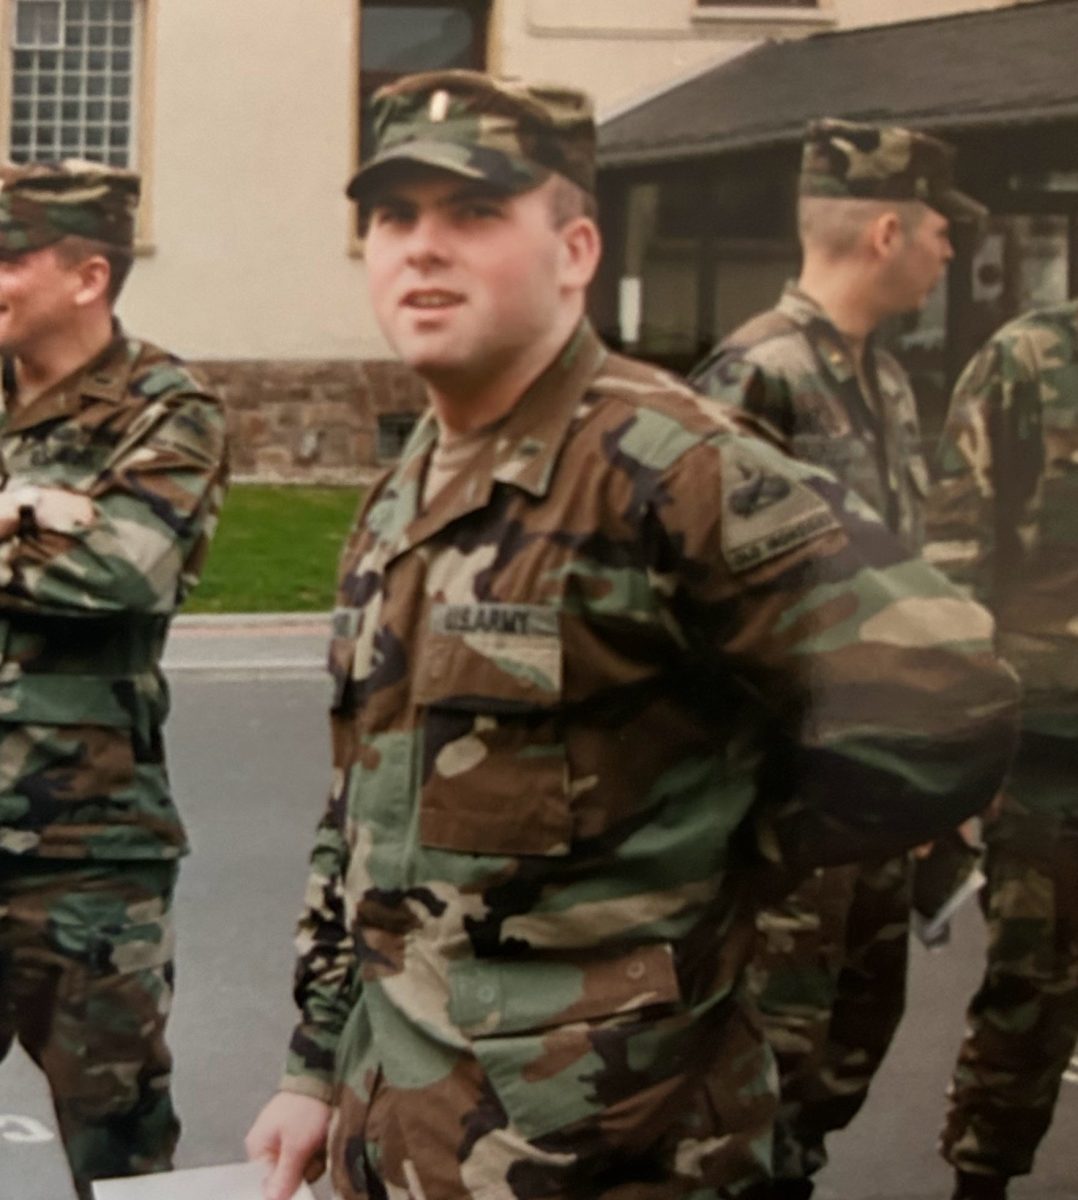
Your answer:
[429,89,450,123]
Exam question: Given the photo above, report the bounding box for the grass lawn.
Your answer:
[186,484,364,613]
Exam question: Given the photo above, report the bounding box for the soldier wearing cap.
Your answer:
[245,76,1017,1200]
[0,160,228,1199]
[689,119,988,1199]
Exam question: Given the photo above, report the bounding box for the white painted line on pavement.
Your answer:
[163,659,321,673]
[0,1114,54,1143]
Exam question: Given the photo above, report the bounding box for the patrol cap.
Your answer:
[799,118,986,223]
[346,69,596,204]
[0,159,140,257]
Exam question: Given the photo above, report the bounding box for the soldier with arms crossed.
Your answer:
[247,74,1017,1200]
[927,302,1078,1200]
[0,162,228,1199]
[690,118,986,1200]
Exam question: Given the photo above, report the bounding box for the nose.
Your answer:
[404,210,449,270]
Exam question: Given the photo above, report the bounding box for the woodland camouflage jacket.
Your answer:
[284,324,1017,1197]
[0,329,228,860]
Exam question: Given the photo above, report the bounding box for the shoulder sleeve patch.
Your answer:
[718,438,841,573]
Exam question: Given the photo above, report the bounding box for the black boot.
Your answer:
[952,1170,1008,1200]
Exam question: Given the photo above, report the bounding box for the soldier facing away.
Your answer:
[0,161,228,1198]
[926,301,1078,1200]
[689,118,986,1200]
[245,73,1017,1200]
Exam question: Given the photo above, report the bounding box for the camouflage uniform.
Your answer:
[689,119,984,1192]
[926,301,1078,1194]
[0,162,228,1199]
[269,73,1019,1200]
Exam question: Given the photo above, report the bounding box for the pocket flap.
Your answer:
[448,943,680,1038]
[416,604,561,711]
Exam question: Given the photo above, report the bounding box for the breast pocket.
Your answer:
[415,604,570,858]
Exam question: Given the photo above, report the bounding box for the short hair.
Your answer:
[51,234,134,304]
[547,173,598,228]
[797,196,928,258]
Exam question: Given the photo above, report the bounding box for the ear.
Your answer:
[72,255,112,307]
[558,216,602,291]
[868,210,904,261]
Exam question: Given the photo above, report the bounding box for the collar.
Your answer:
[776,282,863,386]
[375,320,606,558]
[2,322,131,434]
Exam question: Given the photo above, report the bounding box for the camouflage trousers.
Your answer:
[747,854,912,1181]
[0,856,179,1200]
[941,776,1078,1180]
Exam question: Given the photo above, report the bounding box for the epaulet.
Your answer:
[129,339,219,405]
[720,308,802,356]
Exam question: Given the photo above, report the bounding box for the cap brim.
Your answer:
[932,187,988,225]
[346,141,546,203]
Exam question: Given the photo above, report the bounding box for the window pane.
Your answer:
[16,1,62,47]
[10,0,140,170]
[361,5,479,73]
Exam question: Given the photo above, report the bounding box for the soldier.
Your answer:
[689,118,986,1199]
[0,162,228,1199]
[245,73,1017,1200]
[926,302,1078,1200]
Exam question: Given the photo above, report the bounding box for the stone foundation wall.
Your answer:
[194,358,427,484]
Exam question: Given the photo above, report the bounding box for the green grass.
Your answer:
[186,484,364,613]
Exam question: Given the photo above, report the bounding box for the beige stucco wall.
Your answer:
[120,0,379,361]
[116,0,1024,362]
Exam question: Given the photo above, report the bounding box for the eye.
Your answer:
[368,202,412,229]
[457,199,503,221]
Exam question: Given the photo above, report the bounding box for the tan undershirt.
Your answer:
[422,415,509,509]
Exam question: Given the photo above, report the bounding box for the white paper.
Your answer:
[92,1161,315,1200]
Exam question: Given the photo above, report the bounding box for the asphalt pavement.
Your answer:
[0,617,1075,1199]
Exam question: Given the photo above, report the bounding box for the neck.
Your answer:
[427,309,582,437]
[797,258,884,344]
[11,308,115,405]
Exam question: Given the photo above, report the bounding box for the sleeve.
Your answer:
[280,486,389,1097]
[656,425,1019,869]
[924,332,1042,609]
[279,783,357,1100]
[922,341,1002,605]
[0,390,228,614]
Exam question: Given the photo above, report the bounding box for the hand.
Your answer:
[245,1091,331,1200]
[33,488,94,533]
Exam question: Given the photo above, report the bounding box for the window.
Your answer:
[377,412,419,462]
[8,0,140,167]
[357,1,489,164]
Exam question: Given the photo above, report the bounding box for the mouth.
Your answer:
[402,289,464,311]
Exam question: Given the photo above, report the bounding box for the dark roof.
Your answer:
[599,0,1078,169]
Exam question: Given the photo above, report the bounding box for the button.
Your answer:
[626,960,646,981]
[476,984,497,1005]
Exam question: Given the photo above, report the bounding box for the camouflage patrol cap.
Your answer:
[0,159,140,256]
[346,70,596,204]
[800,119,986,223]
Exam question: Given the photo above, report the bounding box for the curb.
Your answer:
[172,611,331,631]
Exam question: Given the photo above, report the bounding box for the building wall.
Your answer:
[119,0,377,364]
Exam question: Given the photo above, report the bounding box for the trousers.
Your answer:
[0,856,179,1199]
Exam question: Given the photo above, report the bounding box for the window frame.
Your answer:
[0,0,157,250]
[692,0,833,25]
